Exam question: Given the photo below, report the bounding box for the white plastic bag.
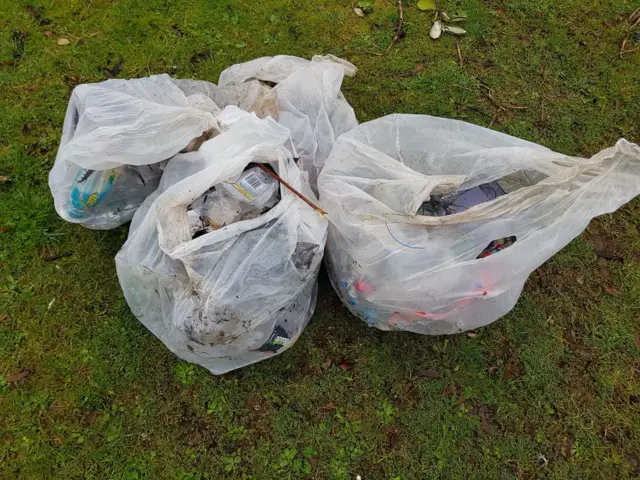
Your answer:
[115,107,328,374]
[49,74,221,229]
[318,114,640,335]
[217,55,358,189]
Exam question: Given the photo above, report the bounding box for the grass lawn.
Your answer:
[2,0,640,478]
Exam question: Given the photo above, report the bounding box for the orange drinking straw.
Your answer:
[256,163,327,216]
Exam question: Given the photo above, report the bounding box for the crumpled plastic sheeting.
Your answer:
[116,107,328,374]
[318,114,640,335]
[49,74,222,229]
[218,55,358,190]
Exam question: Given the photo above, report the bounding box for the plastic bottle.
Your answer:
[67,163,166,223]
[68,168,121,219]
[191,166,279,230]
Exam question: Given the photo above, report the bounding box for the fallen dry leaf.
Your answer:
[417,369,441,379]
[0,175,9,183]
[44,31,53,37]
[0,314,8,322]
[353,7,365,17]
[323,357,335,370]
[310,456,318,470]
[467,332,478,338]
[442,384,457,396]
[338,359,355,371]
[561,436,573,458]
[320,403,337,412]
[82,409,98,426]
[56,38,70,46]
[382,424,400,448]
[454,395,467,408]
[394,64,424,78]
[604,286,621,296]
[594,249,624,262]
[4,369,31,383]
[382,424,398,435]
[503,358,523,381]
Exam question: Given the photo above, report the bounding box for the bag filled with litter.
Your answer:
[216,54,358,189]
[49,74,221,229]
[318,114,640,334]
[115,107,327,374]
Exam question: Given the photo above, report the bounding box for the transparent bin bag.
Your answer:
[318,114,640,335]
[49,74,221,229]
[116,107,328,374]
[217,55,358,190]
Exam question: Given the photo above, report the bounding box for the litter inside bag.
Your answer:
[319,114,640,335]
[417,181,506,217]
[65,162,168,224]
[188,166,280,235]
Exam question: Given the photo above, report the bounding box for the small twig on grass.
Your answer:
[481,85,527,110]
[453,100,489,117]
[618,36,639,58]
[620,37,628,58]
[452,84,525,125]
[488,108,503,129]
[539,98,549,129]
[256,163,327,216]
[372,0,404,56]
[43,252,72,262]
[456,42,463,65]
[629,7,640,27]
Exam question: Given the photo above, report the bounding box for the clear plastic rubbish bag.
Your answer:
[318,114,640,335]
[49,74,221,229]
[115,107,328,374]
[217,55,358,189]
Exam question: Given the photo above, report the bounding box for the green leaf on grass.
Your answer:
[443,25,467,35]
[417,0,436,11]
